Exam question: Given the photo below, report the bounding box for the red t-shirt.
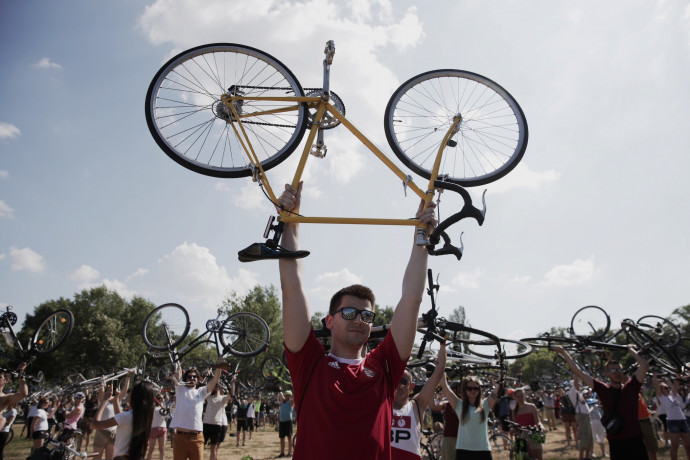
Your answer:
[593,377,642,441]
[286,328,407,459]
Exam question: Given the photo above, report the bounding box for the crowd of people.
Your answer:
[1,184,688,460]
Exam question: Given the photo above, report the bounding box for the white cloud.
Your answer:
[0,171,8,179]
[34,57,62,69]
[0,122,20,140]
[485,163,560,194]
[128,268,150,279]
[541,257,597,287]
[153,242,259,311]
[219,181,273,212]
[0,253,5,260]
[310,268,363,302]
[0,200,14,219]
[450,268,485,290]
[9,246,46,273]
[70,264,100,282]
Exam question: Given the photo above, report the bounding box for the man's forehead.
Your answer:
[340,295,373,309]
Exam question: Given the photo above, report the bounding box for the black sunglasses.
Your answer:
[335,307,376,324]
[466,386,480,391]
[399,377,409,386]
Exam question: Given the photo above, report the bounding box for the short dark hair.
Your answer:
[183,369,201,381]
[328,284,376,315]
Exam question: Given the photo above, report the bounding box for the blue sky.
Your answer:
[2,0,690,345]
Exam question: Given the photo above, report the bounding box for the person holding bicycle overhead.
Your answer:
[278,181,436,460]
[391,343,447,460]
[169,358,224,460]
[0,363,28,413]
[554,345,650,460]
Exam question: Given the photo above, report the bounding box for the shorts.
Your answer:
[203,423,227,445]
[150,427,167,439]
[33,430,49,440]
[659,414,668,431]
[236,419,248,432]
[94,429,116,449]
[248,418,255,431]
[561,412,576,423]
[78,418,92,434]
[455,450,492,460]
[639,418,659,453]
[278,421,293,439]
[667,419,690,433]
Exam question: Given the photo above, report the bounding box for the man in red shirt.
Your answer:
[555,345,650,460]
[278,182,436,460]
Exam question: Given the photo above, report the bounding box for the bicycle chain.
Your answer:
[229,86,323,129]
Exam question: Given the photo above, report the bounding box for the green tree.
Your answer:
[16,286,157,380]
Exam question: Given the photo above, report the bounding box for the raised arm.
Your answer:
[629,345,649,384]
[439,373,459,410]
[413,343,447,412]
[205,357,224,394]
[278,182,313,353]
[554,346,594,388]
[390,200,436,360]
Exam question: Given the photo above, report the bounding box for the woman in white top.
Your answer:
[30,397,50,452]
[0,403,17,460]
[203,380,234,460]
[91,380,155,460]
[653,375,690,460]
[146,395,168,460]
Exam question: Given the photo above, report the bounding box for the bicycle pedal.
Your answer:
[310,144,327,158]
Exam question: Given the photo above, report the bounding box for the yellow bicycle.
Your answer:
[145,40,528,261]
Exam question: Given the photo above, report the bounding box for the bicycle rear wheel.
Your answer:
[146,43,308,178]
[570,305,610,340]
[622,320,683,373]
[261,356,290,383]
[384,69,528,186]
[142,303,190,350]
[31,309,74,354]
[219,312,270,357]
[636,315,680,349]
[466,338,532,359]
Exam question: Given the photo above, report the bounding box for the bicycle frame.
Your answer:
[221,41,470,241]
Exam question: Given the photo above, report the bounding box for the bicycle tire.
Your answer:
[31,309,74,354]
[637,315,681,349]
[260,356,290,383]
[146,43,308,178]
[520,335,579,351]
[622,321,683,373]
[384,69,528,186]
[219,312,270,357]
[466,338,532,359]
[570,305,610,340]
[156,362,176,387]
[142,303,190,350]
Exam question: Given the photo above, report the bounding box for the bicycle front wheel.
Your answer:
[146,43,308,178]
[31,309,74,354]
[142,303,190,350]
[385,69,528,186]
[219,312,270,357]
[570,305,610,340]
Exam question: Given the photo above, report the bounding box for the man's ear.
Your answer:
[325,314,334,330]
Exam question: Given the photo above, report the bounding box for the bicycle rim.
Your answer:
[146,43,307,178]
[31,309,74,354]
[142,303,190,350]
[570,305,610,340]
[219,312,270,357]
[385,69,528,186]
[622,321,682,373]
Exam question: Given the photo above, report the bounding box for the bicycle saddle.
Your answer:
[237,242,310,262]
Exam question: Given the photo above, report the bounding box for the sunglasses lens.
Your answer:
[361,311,375,323]
[341,308,357,320]
[400,378,408,385]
